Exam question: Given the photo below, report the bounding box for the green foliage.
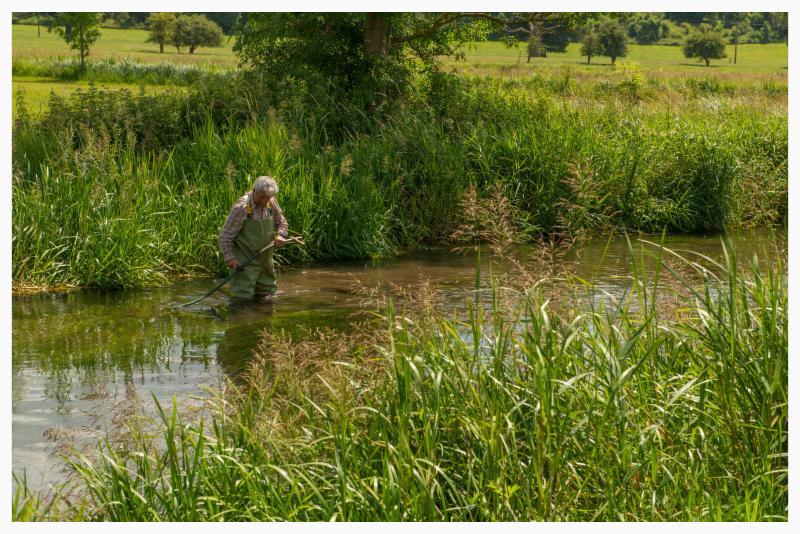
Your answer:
[13,57,225,86]
[627,14,670,44]
[598,20,628,64]
[526,34,547,59]
[683,25,727,66]
[170,14,224,54]
[580,32,602,64]
[541,30,569,53]
[233,13,494,108]
[48,12,103,71]
[146,13,176,54]
[11,73,787,289]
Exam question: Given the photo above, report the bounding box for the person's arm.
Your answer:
[219,199,247,267]
[270,198,289,239]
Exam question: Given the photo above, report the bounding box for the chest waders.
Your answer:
[230,213,277,299]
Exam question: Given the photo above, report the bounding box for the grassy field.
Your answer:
[12,75,184,119]
[12,23,238,66]
[447,40,788,74]
[12,24,787,119]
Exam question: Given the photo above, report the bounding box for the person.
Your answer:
[219,176,289,300]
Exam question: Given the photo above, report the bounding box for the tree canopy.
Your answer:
[683,25,727,66]
[170,14,224,54]
[597,20,628,64]
[233,12,592,107]
[146,13,176,54]
[48,12,103,71]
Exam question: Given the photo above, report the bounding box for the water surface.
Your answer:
[12,229,785,491]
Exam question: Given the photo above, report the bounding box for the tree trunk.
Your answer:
[705,58,710,67]
[364,13,389,57]
[159,40,164,54]
[587,56,591,64]
[190,45,195,54]
[79,28,86,73]
[611,56,616,64]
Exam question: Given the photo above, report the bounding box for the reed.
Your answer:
[12,73,786,290]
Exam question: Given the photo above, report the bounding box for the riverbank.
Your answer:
[12,70,787,291]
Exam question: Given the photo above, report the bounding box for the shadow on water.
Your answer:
[11,228,786,490]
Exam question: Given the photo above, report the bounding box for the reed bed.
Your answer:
[13,72,787,290]
[14,243,786,521]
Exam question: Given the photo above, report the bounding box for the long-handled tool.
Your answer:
[175,235,304,308]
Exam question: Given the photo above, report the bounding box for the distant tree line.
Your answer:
[485,12,787,46]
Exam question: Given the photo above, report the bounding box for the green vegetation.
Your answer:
[169,14,224,54]
[683,25,728,67]
[597,20,629,65]
[580,32,602,64]
[48,13,103,72]
[145,13,176,54]
[14,245,787,520]
[11,75,185,119]
[10,13,789,522]
[12,24,237,66]
[445,41,787,72]
[12,70,787,290]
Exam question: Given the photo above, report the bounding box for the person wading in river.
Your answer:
[219,176,289,300]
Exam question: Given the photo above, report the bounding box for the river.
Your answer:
[11,229,785,492]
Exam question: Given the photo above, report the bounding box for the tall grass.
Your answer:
[20,243,786,521]
[12,73,787,290]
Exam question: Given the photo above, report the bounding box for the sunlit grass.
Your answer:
[12,23,238,66]
[12,76,185,119]
[446,41,788,73]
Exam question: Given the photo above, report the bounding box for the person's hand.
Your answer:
[227,258,240,270]
[274,236,288,248]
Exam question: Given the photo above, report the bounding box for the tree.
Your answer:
[683,25,727,67]
[204,12,241,35]
[146,13,176,54]
[48,12,103,72]
[627,14,668,44]
[170,14,224,54]
[527,32,547,60]
[234,13,594,107]
[580,32,602,64]
[541,30,570,54]
[730,22,749,64]
[598,20,628,64]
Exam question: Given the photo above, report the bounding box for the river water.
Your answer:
[11,229,785,492]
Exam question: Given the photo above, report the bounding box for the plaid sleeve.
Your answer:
[219,198,247,262]
[271,198,289,238]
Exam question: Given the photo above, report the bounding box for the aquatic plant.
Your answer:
[12,72,787,290]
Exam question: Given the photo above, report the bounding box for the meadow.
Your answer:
[11,23,238,65]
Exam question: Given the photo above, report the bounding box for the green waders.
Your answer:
[230,214,277,300]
